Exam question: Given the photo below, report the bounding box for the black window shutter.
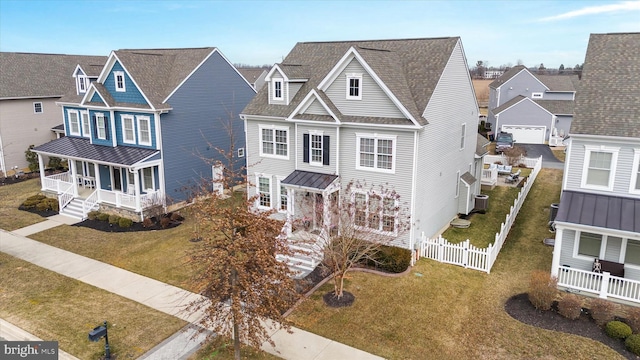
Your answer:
[92,115,98,138]
[323,135,330,165]
[104,115,109,140]
[303,134,309,163]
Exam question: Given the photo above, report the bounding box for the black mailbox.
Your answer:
[88,325,107,342]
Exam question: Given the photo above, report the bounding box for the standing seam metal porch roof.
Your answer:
[32,137,159,166]
[281,170,338,190]
[555,190,640,233]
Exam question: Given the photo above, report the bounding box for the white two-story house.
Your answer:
[240,37,482,251]
[550,33,640,305]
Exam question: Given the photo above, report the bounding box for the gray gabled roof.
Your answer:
[571,32,640,138]
[475,134,490,156]
[489,65,527,89]
[534,99,575,115]
[461,171,477,185]
[237,68,267,83]
[0,52,106,99]
[492,95,527,115]
[281,170,338,190]
[32,137,158,166]
[489,65,577,92]
[243,37,461,126]
[556,190,640,234]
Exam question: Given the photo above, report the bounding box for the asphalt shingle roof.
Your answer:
[0,52,106,99]
[32,137,158,166]
[475,134,490,156]
[242,37,460,126]
[534,99,574,115]
[556,190,640,233]
[492,95,527,115]
[489,65,578,92]
[237,68,267,83]
[571,32,640,138]
[489,65,527,89]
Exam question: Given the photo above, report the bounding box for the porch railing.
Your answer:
[83,190,99,218]
[557,266,640,304]
[98,189,163,211]
[58,181,75,213]
[481,168,497,185]
[43,171,73,193]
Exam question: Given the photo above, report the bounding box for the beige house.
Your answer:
[0,52,105,176]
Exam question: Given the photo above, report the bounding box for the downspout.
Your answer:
[409,130,418,252]
[0,133,6,178]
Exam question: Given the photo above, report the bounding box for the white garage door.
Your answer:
[502,125,546,144]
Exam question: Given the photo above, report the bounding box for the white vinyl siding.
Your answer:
[137,116,151,146]
[68,110,80,136]
[356,133,396,173]
[581,145,619,191]
[259,125,289,159]
[122,115,135,143]
[81,111,90,138]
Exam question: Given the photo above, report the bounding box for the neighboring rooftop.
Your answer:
[489,64,577,92]
[0,52,106,99]
[237,68,267,84]
[571,32,640,138]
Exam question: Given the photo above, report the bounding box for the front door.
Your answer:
[112,167,122,191]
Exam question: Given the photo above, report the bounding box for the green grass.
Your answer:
[0,178,47,230]
[288,169,623,360]
[0,253,186,359]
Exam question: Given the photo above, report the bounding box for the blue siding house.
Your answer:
[33,47,255,220]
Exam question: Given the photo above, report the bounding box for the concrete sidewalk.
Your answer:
[1,220,385,360]
[0,318,79,360]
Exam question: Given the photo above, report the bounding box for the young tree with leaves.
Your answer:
[186,115,298,360]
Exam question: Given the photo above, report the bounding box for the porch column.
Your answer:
[69,159,79,196]
[550,227,563,278]
[134,169,141,211]
[286,187,294,236]
[94,163,101,201]
[37,154,45,190]
[322,190,330,233]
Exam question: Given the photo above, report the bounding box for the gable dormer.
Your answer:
[96,53,150,107]
[264,64,308,105]
[73,65,88,95]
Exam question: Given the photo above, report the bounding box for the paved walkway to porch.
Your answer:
[1,216,384,360]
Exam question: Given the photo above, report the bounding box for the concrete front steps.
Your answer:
[278,242,323,279]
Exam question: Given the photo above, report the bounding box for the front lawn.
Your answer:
[0,178,47,230]
[288,169,621,359]
[0,253,186,359]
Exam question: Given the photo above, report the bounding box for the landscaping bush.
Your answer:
[589,298,617,327]
[605,320,632,339]
[22,194,47,209]
[48,156,63,169]
[170,212,184,222]
[557,294,582,320]
[527,270,558,311]
[35,198,58,212]
[626,306,640,333]
[108,215,120,225]
[118,217,133,228]
[626,334,640,356]
[88,211,100,221]
[142,217,154,228]
[97,213,110,222]
[366,245,412,273]
[160,216,171,229]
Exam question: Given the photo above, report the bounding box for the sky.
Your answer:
[1,0,639,69]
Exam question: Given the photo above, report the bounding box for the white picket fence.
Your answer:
[418,156,543,273]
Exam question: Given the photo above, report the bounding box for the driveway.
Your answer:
[520,144,565,169]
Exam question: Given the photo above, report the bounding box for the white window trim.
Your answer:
[531,92,543,99]
[33,102,43,114]
[580,145,619,191]
[572,231,606,261]
[114,71,126,92]
[78,75,87,93]
[121,115,136,144]
[455,171,460,198]
[80,111,90,138]
[237,147,245,158]
[309,130,324,167]
[95,113,107,140]
[67,109,81,136]
[136,115,152,146]
[621,238,640,269]
[346,73,362,100]
[142,167,155,191]
[272,79,283,100]
[352,190,398,235]
[255,173,273,210]
[276,177,288,213]
[355,133,396,174]
[460,123,466,150]
[629,149,640,195]
[259,125,289,160]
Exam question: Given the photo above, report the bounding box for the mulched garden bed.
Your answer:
[19,205,59,217]
[505,293,638,359]
[73,215,183,232]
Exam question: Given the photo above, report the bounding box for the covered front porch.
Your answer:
[33,137,164,220]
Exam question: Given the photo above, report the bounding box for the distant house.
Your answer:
[483,69,504,79]
[237,68,268,91]
[0,52,106,176]
[32,47,256,220]
[550,33,640,305]
[241,37,482,252]
[487,65,578,145]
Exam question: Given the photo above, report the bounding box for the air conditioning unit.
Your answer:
[549,138,559,146]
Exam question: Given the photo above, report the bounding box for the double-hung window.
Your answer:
[356,134,396,173]
[277,179,288,212]
[353,192,397,234]
[257,175,271,209]
[346,73,362,100]
[273,80,283,100]
[114,71,126,92]
[581,145,619,191]
[95,113,107,140]
[78,75,87,93]
[137,116,151,146]
[576,232,602,258]
[81,111,90,138]
[311,134,323,164]
[122,115,135,143]
[260,126,288,159]
[630,149,640,194]
[33,102,43,114]
[625,240,640,266]
[68,110,80,136]
[303,132,330,166]
[142,167,154,191]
